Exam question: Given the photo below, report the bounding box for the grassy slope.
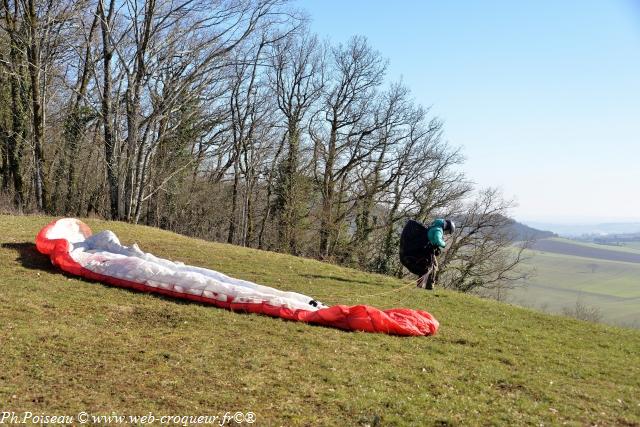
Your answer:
[509,240,640,326]
[1,215,640,426]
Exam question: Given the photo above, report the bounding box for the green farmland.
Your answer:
[509,238,640,327]
[620,241,640,251]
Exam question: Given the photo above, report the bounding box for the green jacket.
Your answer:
[427,219,446,248]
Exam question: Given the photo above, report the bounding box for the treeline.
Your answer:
[0,0,527,292]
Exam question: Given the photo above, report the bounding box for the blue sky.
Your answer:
[295,0,640,223]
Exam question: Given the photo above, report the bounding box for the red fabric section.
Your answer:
[35,219,439,336]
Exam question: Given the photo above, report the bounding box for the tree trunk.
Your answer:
[279,123,301,253]
[26,0,47,212]
[7,41,25,209]
[319,124,337,258]
[376,182,402,274]
[244,176,254,246]
[63,14,98,213]
[0,126,7,190]
[124,97,140,221]
[257,183,273,250]
[0,60,8,190]
[98,0,119,219]
[227,159,240,244]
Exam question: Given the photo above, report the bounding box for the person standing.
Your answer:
[399,218,455,289]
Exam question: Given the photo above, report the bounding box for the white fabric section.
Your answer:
[45,218,91,244]
[49,220,324,311]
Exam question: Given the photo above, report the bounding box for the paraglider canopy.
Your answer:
[399,219,432,276]
[35,218,440,336]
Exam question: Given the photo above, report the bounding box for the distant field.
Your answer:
[566,239,640,254]
[620,241,640,251]
[509,238,640,327]
[531,237,640,263]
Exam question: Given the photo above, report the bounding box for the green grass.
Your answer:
[508,246,640,327]
[2,215,640,426]
[521,250,640,298]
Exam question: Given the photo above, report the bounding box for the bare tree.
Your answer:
[23,0,76,211]
[24,0,45,209]
[0,1,538,295]
[348,83,429,267]
[96,0,119,218]
[562,295,602,323]
[369,113,467,274]
[438,188,532,293]
[0,0,28,208]
[226,34,272,245]
[50,5,99,213]
[310,35,387,258]
[269,29,324,253]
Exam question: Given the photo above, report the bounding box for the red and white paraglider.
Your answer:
[35,218,439,336]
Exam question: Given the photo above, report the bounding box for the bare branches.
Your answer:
[0,0,530,295]
[438,188,534,293]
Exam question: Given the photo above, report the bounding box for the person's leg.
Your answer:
[417,273,427,288]
[423,253,439,290]
[429,255,439,289]
[424,268,434,290]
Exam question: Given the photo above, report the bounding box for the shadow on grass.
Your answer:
[1,241,199,307]
[300,273,367,285]
[1,242,57,272]
[0,242,284,311]
[300,273,396,289]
